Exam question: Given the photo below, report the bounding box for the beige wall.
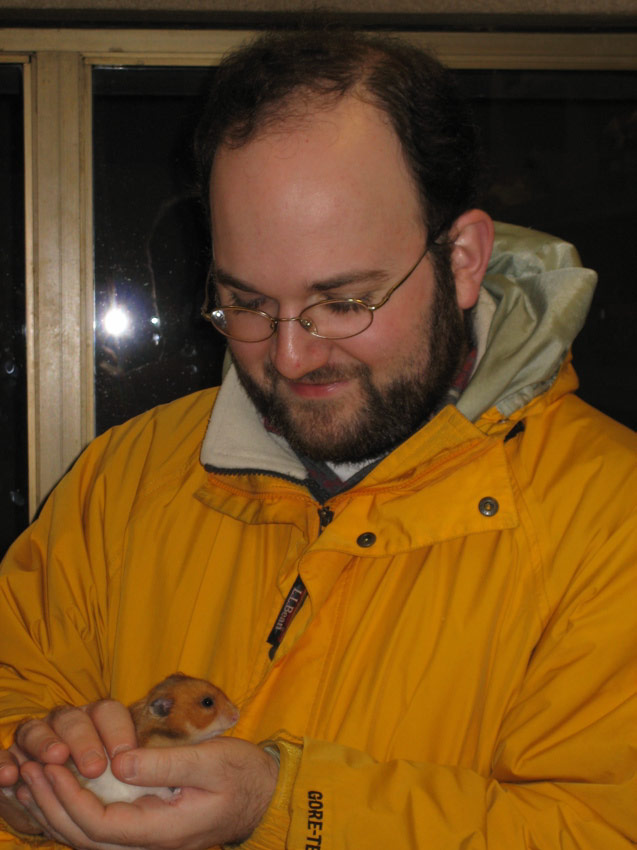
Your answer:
[1,0,636,20]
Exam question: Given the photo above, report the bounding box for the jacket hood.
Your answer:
[458,222,597,421]
[201,223,597,477]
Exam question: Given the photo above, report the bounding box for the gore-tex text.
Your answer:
[306,790,324,849]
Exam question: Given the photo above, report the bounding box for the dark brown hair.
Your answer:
[194,25,481,247]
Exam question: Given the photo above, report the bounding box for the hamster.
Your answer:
[3,673,239,808]
[128,672,240,748]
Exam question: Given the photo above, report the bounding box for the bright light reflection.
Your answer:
[103,306,131,337]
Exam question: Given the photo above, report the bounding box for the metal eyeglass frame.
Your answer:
[201,242,431,342]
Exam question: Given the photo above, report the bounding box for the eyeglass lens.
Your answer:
[211,300,374,341]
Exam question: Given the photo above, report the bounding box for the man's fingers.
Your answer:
[14,699,136,780]
[14,717,70,766]
[0,748,45,835]
[43,762,196,847]
[16,765,80,845]
[0,781,44,836]
[44,705,110,778]
[0,748,19,786]
[85,699,137,759]
[21,762,125,850]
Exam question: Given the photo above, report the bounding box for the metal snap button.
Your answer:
[356,532,376,548]
[478,497,499,517]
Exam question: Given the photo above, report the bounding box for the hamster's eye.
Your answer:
[201,696,215,708]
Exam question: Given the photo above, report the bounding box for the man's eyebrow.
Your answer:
[309,268,391,294]
[213,265,391,294]
[213,267,258,292]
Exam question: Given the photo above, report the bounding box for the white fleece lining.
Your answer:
[200,366,307,479]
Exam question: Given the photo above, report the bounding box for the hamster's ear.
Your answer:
[149,696,174,717]
[448,209,494,310]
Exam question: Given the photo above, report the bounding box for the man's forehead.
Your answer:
[209,93,425,278]
[224,89,358,147]
[211,93,408,183]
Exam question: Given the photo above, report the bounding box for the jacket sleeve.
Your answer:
[0,458,112,746]
[0,438,116,848]
[242,502,636,849]
[0,388,210,743]
[0,405,167,747]
[0,393,214,849]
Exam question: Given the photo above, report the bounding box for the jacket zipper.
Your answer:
[266,503,334,659]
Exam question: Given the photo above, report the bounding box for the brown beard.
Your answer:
[231,256,469,464]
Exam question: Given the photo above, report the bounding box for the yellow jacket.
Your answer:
[1,225,636,849]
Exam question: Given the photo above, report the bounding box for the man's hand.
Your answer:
[0,699,136,837]
[1,746,43,836]
[15,737,278,850]
[14,699,137,778]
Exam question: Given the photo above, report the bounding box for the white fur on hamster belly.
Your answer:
[69,759,178,804]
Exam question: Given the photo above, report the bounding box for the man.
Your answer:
[0,27,635,850]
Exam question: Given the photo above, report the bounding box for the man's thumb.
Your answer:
[112,745,210,788]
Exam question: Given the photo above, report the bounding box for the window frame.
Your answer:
[1,27,636,515]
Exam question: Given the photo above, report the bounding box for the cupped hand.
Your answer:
[1,698,136,838]
[15,699,137,777]
[16,736,278,850]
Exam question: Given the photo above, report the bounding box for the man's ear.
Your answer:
[448,210,494,310]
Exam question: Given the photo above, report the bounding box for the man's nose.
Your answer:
[269,318,331,380]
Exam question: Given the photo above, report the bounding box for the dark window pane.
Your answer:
[93,67,226,434]
[0,65,28,557]
[458,70,637,428]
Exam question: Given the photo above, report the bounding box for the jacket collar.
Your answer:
[201,365,308,482]
[201,362,503,488]
[198,383,520,550]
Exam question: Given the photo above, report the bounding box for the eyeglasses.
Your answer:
[201,243,430,343]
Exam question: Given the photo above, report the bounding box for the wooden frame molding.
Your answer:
[24,50,92,510]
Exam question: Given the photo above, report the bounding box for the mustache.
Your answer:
[264,362,368,385]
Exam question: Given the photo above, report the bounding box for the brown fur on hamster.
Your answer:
[129,672,239,746]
